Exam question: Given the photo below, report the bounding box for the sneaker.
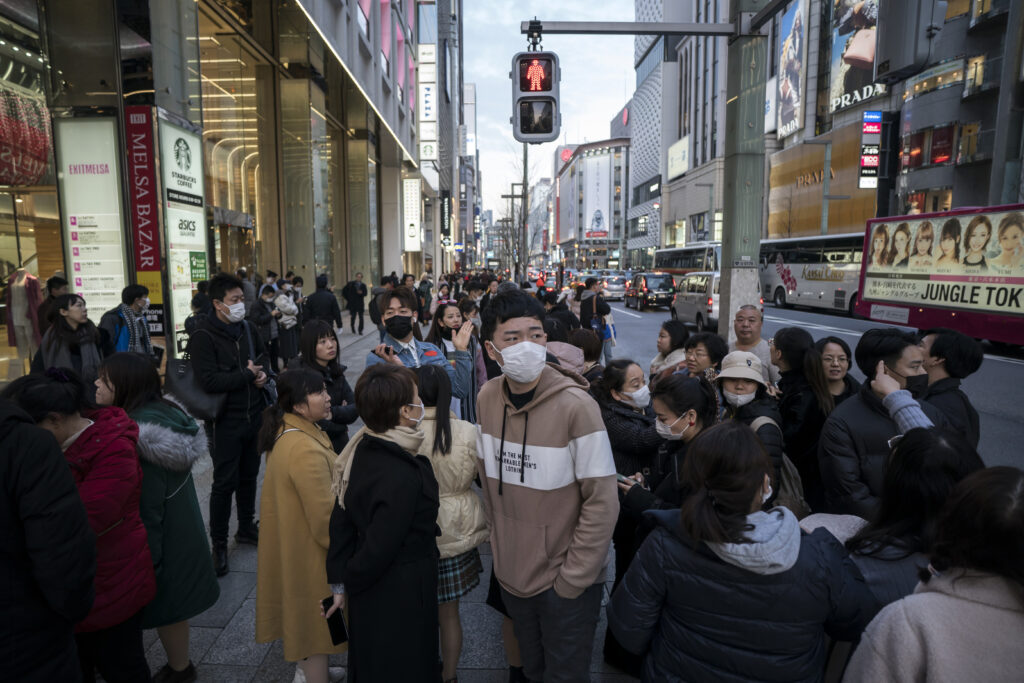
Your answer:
[152,661,197,683]
[235,521,259,546]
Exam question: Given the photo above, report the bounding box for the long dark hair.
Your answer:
[660,319,689,353]
[415,364,452,455]
[592,359,638,406]
[773,327,834,415]
[298,320,343,378]
[921,466,1024,593]
[257,368,327,454]
[651,373,720,429]
[678,421,772,545]
[98,352,177,415]
[426,301,459,348]
[849,428,984,558]
[45,293,99,352]
[0,366,91,420]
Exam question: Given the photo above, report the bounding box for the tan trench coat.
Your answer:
[255,413,346,661]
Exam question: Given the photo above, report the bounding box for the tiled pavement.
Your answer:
[145,326,637,682]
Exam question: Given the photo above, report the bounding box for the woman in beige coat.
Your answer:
[415,365,489,683]
[255,369,346,683]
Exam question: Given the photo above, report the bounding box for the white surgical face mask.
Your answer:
[492,341,547,384]
[223,301,246,323]
[405,402,425,425]
[282,283,292,291]
[294,287,303,295]
[655,414,690,441]
[141,297,151,311]
[724,390,756,408]
[622,385,651,410]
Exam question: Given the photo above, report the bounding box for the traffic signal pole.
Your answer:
[520,2,783,341]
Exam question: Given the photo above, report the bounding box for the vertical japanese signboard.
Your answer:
[403,178,422,252]
[55,117,127,314]
[125,106,165,338]
[859,110,882,189]
[158,116,207,356]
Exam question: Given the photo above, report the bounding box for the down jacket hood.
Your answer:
[131,400,208,473]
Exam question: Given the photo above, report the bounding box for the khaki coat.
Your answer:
[255,413,346,661]
[418,408,489,558]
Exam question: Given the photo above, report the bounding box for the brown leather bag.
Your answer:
[843,28,876,70]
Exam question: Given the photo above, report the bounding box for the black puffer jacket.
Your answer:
[923,377,979,448]
[186,314,267,421]
[726,396,785,474]
[303,287,343,327]
[600,400,663,476]
[818,385,945,519]
[621,439,689,515]
[777,370,829,510]
[547,302,581,332]
[833,375,861,407]
[608,509,876,682]
[0,401,95,681]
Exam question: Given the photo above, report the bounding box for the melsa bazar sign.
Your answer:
[862,205,1024,317]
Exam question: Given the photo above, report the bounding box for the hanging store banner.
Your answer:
[777,0,809,138]
[829,0,885,114]
[583,153,611,239]
[55,117,128,314]
[0,85,52,186]
[124,105,165,338]
[158,115,208,357]
[403,178,422,252]
[862,206,1024,317]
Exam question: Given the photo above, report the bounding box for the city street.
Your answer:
[606,301,1023,469]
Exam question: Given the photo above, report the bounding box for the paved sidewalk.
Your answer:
[142,327,636,681]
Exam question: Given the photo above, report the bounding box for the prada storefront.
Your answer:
[767,121,879,239]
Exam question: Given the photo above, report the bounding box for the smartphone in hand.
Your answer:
[321,596,348,645]
[616,473,638,486]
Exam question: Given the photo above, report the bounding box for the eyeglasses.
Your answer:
[685,349,709,359]
[822,355,849,365]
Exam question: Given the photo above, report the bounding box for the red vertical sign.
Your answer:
[124,105,164,337]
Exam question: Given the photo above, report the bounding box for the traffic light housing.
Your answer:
[511,51,560,143]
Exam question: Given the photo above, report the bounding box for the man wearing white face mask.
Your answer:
[476,288,618,683]
[715,351,786,487]
[187,273,270,577]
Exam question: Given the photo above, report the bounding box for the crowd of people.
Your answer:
[3,268,1023,683]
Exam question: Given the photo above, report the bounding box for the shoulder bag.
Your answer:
[164,330,226,421]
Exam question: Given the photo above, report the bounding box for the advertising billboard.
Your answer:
[125,106,165,339]
[861,207,1024,320]
[777,0,808,138]
[829,0,885,114]
[55,117,128,314]
[403,178,421,252]
[666,136,690,181]
[158,116,208,356]
[583,154,611,239]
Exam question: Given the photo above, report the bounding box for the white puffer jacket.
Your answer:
[274,292,299,329]
[418,407,489,558]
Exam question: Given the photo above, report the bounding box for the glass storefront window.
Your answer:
[901,125,957,171]
[905,188,953,215]
[902,60,964,102]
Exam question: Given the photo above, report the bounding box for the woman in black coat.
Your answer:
[291,320,359,452]
[815,336,861,407]
[248,284,280,372]
[608,422,877,682]
[326,364,440,682]
[716,351,786,478]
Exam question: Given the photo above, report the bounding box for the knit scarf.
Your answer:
[119,303,152,354]
[43,326,103,382]
[331,425,425,508]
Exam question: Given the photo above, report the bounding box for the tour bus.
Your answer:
[759,233,864,316]
[855,204,1024,345]
[653,242,721,276]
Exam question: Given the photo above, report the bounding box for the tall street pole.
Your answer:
[522,142,529,282]
[718,1,768,342]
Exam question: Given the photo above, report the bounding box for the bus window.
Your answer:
[712,246,721,271]
[824,248,852,264]
[790,243,822,264]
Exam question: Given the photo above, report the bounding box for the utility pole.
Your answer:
[522,142,529,282]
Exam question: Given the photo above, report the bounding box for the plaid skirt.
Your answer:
[437,548,483,603]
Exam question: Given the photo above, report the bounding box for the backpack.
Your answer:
[749,415,812,519]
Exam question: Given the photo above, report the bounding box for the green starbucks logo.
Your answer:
[173,138,191,171]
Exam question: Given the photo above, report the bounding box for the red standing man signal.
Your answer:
[526,59,545,91]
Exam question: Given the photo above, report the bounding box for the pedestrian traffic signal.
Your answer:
[511,51,560,143]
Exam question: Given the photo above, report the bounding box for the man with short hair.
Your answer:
[818,328,945,518]
[303,274,343,330]
[580,277,612,365]
[480,278,499,312]
[99,284,154,357]
[365,286,474,400]
[919,328,983,448]
[730,305,780,385]
[543,291,581,332]
[341,272,368,335]
[187,273,269,576]
[37,275,68,337]
[477,289,617,683]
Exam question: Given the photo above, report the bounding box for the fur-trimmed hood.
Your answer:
[132,398,208,472]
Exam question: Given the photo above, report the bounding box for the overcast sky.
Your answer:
[462,1,635,218]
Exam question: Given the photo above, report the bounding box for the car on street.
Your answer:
[624,272,676,310]
[602,275,627,301]
[671,271,764,331]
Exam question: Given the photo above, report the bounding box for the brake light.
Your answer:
[643,286,648,292]
[707,297,713,314]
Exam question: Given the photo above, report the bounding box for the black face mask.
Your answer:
[888,366,928,399]
[440,326,454,340]
[385,315,414,340]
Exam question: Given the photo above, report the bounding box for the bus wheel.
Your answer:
[848,293,859,318]
[695,315,705,332]
[773,287,788,308]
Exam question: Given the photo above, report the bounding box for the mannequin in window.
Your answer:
[6,268,43,363]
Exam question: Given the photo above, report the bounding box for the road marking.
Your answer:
[612,305,643,319]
